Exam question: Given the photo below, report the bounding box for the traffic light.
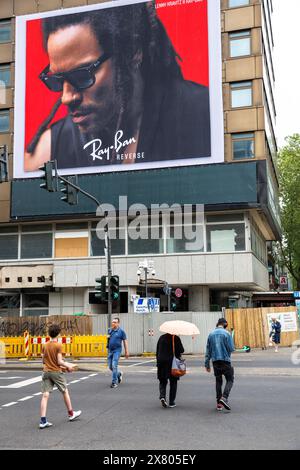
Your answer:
[110,275,120,301]
[60,176,79,205]
[170,291,178,311]
[95,276,107,303]
[0,145,8,183]
[39,161,57,192]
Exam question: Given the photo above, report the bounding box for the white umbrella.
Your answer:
[159,320,200,336]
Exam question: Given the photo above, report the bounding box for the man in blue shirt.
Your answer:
[205,318,235,411]
[107,317,129,388]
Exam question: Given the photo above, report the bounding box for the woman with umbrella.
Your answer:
[156,321,199,408]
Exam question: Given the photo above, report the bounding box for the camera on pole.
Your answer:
[60,176,79,205]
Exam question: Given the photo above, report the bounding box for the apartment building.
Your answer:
[0,0,280,316]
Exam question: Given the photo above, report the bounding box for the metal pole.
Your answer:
[145,267,148,299]
[106,231,112,328]
[168,290,171,311]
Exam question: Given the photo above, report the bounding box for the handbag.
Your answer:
[171,335,186,377]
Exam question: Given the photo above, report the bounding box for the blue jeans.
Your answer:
[108,350,122,384]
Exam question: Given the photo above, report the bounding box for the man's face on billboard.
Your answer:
[47,23,116,136]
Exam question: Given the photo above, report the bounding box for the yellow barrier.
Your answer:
[3,337,24,358]
[2,334,107,359]
[73,335,107,358]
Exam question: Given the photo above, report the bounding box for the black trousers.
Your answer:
[213,361,234,402]
[159,377,178,404]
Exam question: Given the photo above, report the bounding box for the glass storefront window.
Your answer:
[0,235,18,259]
[206,224,246,252]
[21,233,52,259]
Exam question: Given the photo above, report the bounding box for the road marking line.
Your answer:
[33,392,42,396]
[127,359,155,368]
[0,376,42,389]
[88,374,98,377]
[2,402,18,407]
[18,396,34,402]
[79,377,89,380]
[0,377,23,380]
[69,380,80,384]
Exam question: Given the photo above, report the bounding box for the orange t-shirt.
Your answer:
[42,341,63,372]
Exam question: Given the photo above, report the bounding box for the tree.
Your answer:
[277,134,300,289]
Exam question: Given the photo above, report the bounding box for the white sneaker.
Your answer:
[69,410,82,421]
[39,421,53,429]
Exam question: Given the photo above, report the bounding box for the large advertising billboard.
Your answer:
[14,0,223,179]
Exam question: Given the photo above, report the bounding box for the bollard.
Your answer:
[24,330,30,360]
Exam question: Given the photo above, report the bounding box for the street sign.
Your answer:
[175,288,183,298]
[134,297,160,313]
[294,292,300,299]
[279,275,288,287]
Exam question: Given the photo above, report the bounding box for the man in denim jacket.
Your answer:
[205,318,235,412]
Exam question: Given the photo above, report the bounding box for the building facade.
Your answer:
[0,0,279,316]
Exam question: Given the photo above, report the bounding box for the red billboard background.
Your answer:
[24,0,209,149]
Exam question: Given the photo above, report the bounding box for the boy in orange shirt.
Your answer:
[40,324,81,429]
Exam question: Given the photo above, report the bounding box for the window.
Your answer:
[0,20,11,43]
[0,294,20,317]
[128,225,164,255]
[229,0,250,7]
[0,65,11,87]
[0,110,10,132]
[231,81,252,108]
[0,226,18,259]
[232,133,255,159]
[166,224,204,253]
[21,225,52,259]
[229,30,251,57]
[206,216,246,253]
[22,293,49,317]
[251,219,267,265]
[90,228,126,257]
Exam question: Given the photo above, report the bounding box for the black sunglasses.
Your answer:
[39,52,111,92]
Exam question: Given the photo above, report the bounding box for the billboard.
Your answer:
[14,0,223,179]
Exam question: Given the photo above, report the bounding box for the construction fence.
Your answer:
[2,334,107,359]
[1,308,298,359]
[226,307,299,349]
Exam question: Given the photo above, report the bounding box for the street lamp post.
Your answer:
[137,259,155,354]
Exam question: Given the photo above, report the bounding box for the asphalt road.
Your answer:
[1,351,300,450]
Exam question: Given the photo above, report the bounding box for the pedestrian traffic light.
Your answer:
[39,161,57,192]
[170,291,178,311]
[110,275,120,301]
[95,276,107,303]
[0,145,8,183]
[60,176,79,205]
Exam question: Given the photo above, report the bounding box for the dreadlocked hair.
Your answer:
[28,2,183,154]
[43,1,182,106]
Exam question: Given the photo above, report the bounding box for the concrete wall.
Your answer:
[51,253,267,290]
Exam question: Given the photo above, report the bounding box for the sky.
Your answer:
[273,0,300,148]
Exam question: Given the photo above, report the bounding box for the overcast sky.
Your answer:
[273,0,300,148]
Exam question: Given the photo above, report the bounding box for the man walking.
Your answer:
[205,318,235,412]
[107,317,129,388]
[40,324,81,429]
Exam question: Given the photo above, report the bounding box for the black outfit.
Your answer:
[50,78,211,169]
[156,334,184,405]
[270,321,281,344]
[213,361,234,402]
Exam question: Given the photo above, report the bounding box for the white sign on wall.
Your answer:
[267,312,298,333]
[134,297,160,314]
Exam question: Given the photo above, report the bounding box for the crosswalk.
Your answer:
[0,371,99,411]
